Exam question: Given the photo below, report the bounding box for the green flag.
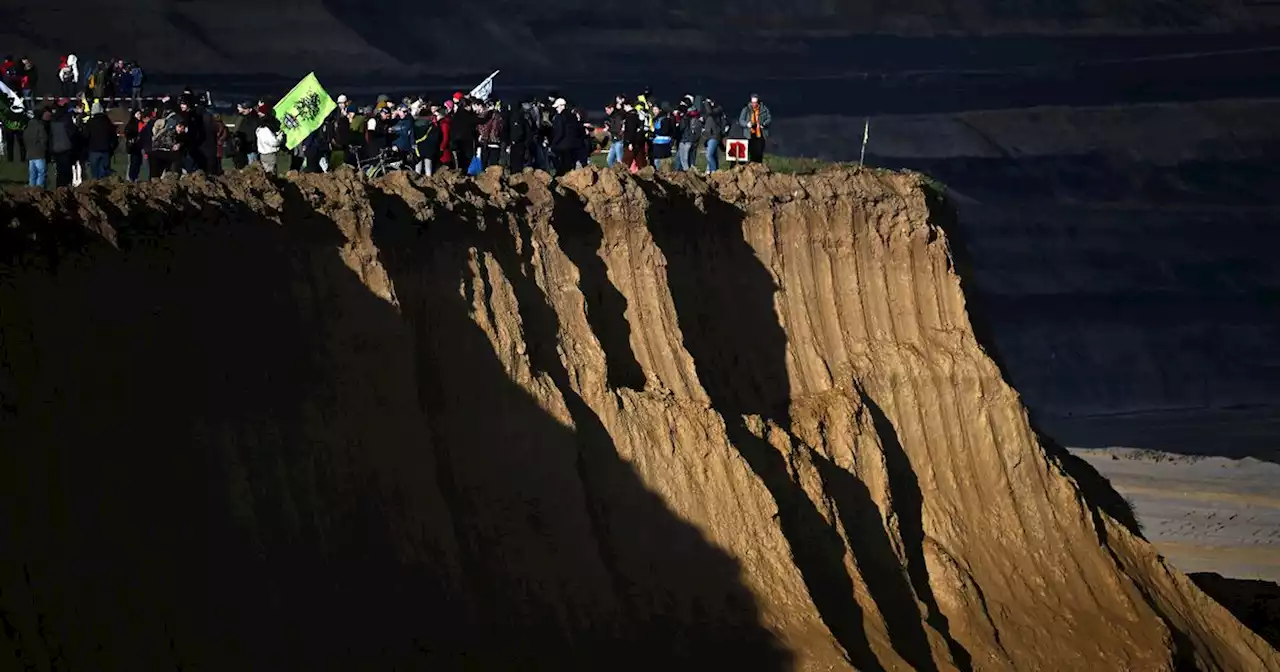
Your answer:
[273,72,337,150]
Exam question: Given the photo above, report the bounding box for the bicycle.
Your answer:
[356,149,404,179]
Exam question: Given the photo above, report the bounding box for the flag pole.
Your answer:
[859,117,870,167]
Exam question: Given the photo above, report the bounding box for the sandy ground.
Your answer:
[1071,446,1280,583]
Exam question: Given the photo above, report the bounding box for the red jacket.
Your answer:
[438,116,453,166]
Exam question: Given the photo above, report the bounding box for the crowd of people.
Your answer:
[2,53,148,166]
[7,76,777,189]
[229,88,774,180]
[16,89,225,188]
[1,53,145,107]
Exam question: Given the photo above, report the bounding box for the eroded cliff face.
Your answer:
[1,167,1275,670]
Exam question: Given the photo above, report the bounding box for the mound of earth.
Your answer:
[1,166,1276,670]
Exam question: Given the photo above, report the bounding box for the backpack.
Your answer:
[152,115,178,151]
[687,116,706,141]
[3,64,20,84]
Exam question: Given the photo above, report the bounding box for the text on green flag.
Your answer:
[274,73,337,150]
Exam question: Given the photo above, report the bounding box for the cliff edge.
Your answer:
[1,166,1275,670]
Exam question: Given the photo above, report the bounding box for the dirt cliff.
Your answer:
[1,166,1276,670]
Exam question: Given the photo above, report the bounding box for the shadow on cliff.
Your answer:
[0,173,789,669]
[548,187,646,390]
[1190,573,1280,650]
[364,175,792,668]
[1,176,462,670]
[636,175,971,670]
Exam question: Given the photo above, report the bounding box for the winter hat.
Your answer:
[553,98,567,110]
[337,94,348,104]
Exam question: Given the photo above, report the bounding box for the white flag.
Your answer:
[469,70,500,101]
[0,80,23,114]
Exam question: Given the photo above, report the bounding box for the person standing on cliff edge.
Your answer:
[738,94,771,164]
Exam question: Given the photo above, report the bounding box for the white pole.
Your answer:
[859,117,870,167]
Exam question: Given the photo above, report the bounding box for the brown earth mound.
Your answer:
[1,166,1276,670]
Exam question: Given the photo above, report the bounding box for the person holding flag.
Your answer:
[274,72,338,155]
[469,70,499,102]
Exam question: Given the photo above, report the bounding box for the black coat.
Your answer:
[84,113,118,154]
[200,111,218,157]
[180,110,206,148]
[50,113,76,154]
[124,117,145,154]
[603,108,624,141]
[623,110,644,146]
[419,121,443,161]
[365,118,390,154]
[550,111,582,153]
[23,119,49,159]
[507,108,532,146]
[236,114,260,154]
[450,109,478,157]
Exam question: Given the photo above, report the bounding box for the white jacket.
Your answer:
[256,125,282,154]
[61,54,79,83]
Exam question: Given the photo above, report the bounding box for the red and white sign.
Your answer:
[724,138,749,163]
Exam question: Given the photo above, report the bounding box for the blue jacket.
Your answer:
[131,67,144,89]
[391,117,414,152]
[652,115,674,144]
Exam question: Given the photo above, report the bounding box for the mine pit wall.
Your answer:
[1,167,1276,671]
[953,203,1280,418]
